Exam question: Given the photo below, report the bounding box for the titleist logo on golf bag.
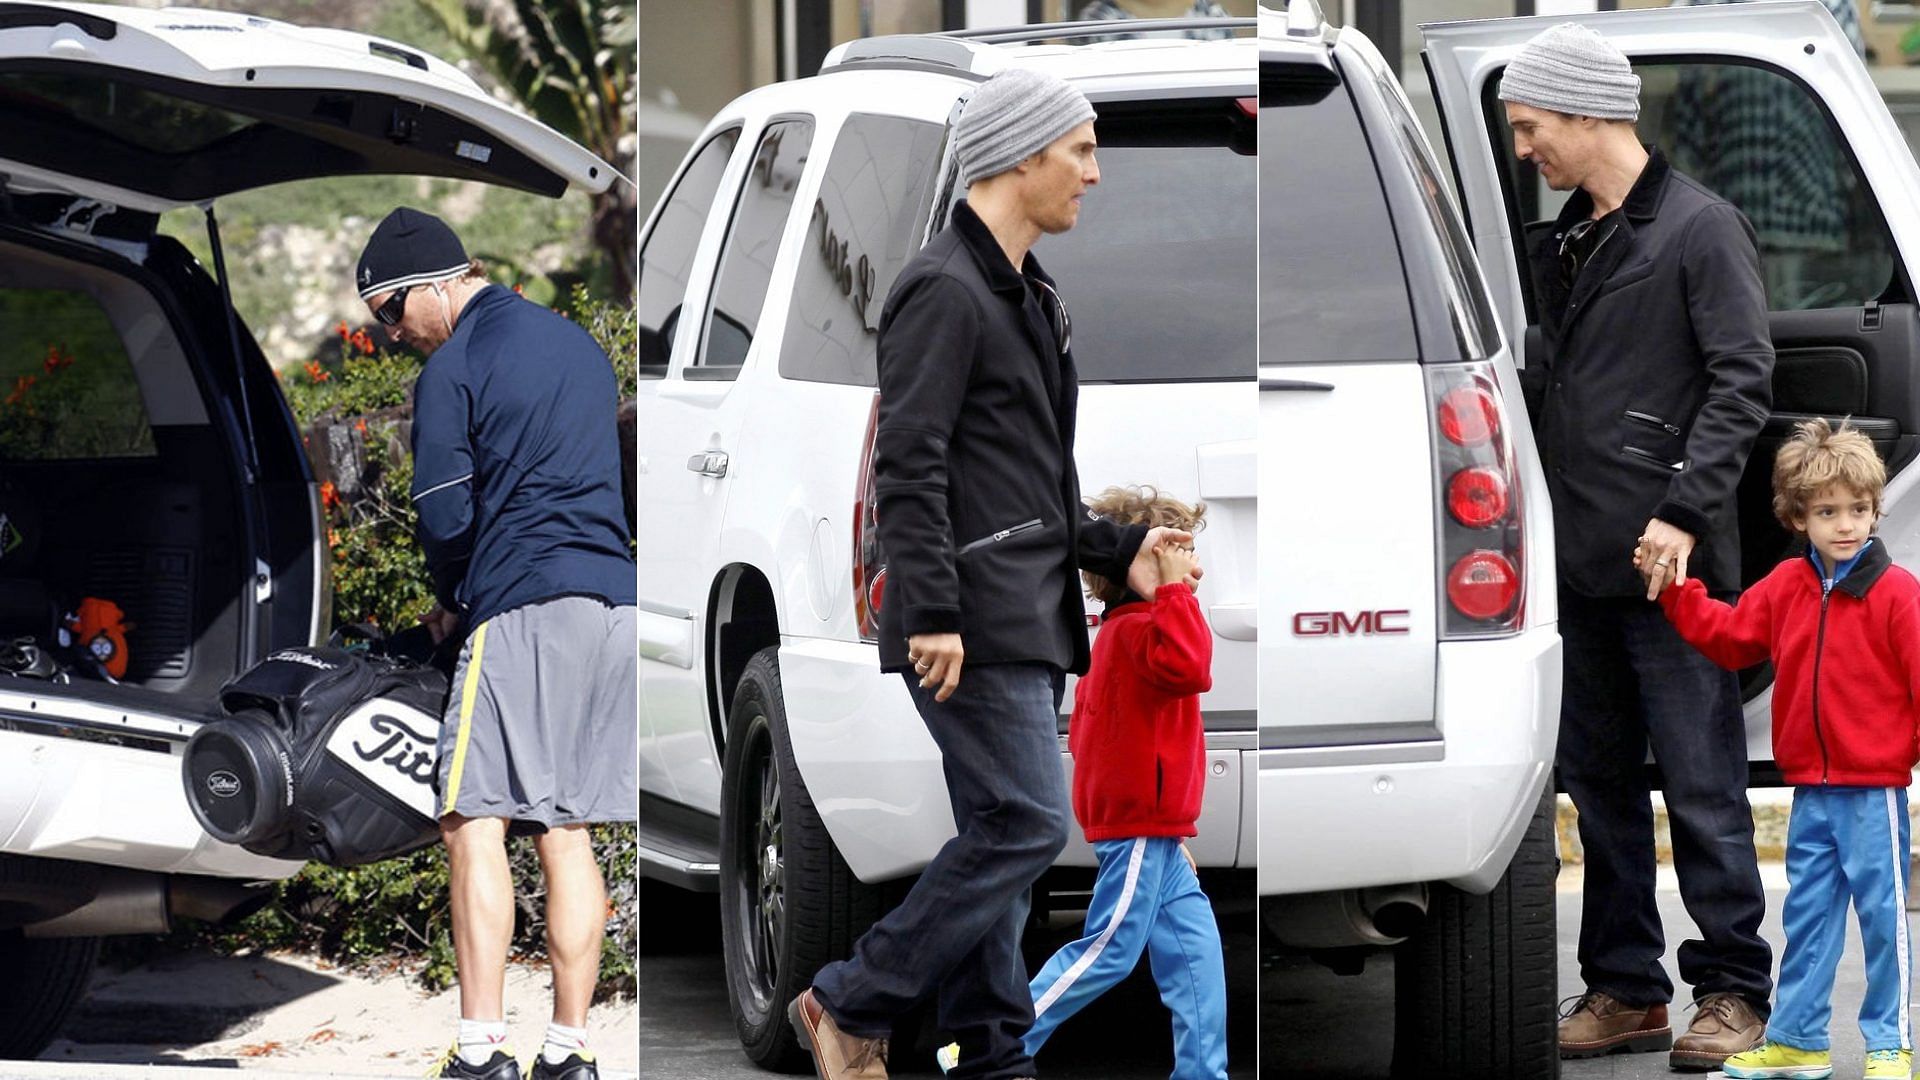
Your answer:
[324,700,442,820]
[183,646,449,866]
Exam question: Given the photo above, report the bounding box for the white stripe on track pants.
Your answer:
[1023,836,1228,1079]
[1768,785,1912,1052]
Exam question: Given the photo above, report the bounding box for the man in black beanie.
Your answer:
[357,207,636,1080]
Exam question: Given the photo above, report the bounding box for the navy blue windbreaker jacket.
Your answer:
[409,285,634,628]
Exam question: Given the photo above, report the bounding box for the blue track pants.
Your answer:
[1768,785,1912,1052]
[1023,836,1228,1079]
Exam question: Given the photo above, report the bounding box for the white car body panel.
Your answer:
[0,690,298,878]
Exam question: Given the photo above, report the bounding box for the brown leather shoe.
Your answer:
[1558,989,1673,1058]
[788,988,889,1080]
[1669,992,1766,1072]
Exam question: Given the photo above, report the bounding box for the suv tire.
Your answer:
[1392,783,1559,1080]
[0,931,99,1059]
[719,647,884,1071]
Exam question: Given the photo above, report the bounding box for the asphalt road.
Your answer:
[640,878,1260,1078]
[1261,862,1899,1080]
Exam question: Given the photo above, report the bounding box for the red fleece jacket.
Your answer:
[1068,581,1213,841]
[1660,543,1920,787]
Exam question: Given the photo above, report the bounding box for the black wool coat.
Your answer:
[872,200,1148,675]
[1525,149,1775,598]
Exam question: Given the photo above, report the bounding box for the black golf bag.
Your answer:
[183,646,450,866]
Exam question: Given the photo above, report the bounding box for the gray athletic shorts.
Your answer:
[434,595,636,828]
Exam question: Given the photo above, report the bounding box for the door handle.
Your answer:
[686,450,730,478]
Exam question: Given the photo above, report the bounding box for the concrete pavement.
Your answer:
[1261,861,1899,1079]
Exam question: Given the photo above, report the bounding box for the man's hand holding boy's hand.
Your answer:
[1128,526,1198,598]
[908,632,965,702]
[1153,542,1199,598]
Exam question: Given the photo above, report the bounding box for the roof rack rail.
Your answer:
[940,17,1254,45]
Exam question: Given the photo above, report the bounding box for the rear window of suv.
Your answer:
[1036,97,1255,383]
[0,289,155,460]
[1259,61,1418,364]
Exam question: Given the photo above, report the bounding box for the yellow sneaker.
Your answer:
[1720,1041,1832,1079]
[1866,1049,1913,1079]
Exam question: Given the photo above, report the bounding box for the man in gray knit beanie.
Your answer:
[792,62,1190,1080]
[1503,21,1778,1073]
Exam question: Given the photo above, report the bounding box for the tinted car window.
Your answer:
[1032,98,1255,383]
[698,119,815,379]
[0,289,154,460]
[1485,59,1897,317]
[781,114,945,386]
[1367,66,1500,361]
[639,128,740,376]
[1260,63,1418,364]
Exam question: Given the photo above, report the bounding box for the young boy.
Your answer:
[941,484,1227,1079]
[1647,419,1920,1080]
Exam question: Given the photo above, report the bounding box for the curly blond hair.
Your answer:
[1081,484,1206,604]
[1771,417,1886,531]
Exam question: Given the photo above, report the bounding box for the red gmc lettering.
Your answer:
[1292,609,1412,637]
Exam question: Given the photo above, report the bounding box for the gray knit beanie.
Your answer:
[1498,23,1640,122]
[953,68,1096,188]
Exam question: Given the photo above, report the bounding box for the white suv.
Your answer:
[1264,0,1920,1075]
[638,20,1257,1069]
[0,1,615,1058]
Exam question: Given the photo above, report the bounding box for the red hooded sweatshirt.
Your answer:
[1660,539,1920,787]
[1068,581,1213,841]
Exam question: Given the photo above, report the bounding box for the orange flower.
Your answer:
[326,528,340,549]
[305,360,330,383]
[335,320,350,340]
[354,417,368,436]
[513,283,524,296]
[319,481,340,510]
[351,330,375,356]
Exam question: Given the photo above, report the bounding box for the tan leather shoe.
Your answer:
[788,988,890,1080]
[1558,989,1673,1058]
[1669,992,1766,1072]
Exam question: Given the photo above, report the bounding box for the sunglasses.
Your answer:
[1035,279,1072,356]
[1558,218,1601,285]
[373,284,413,327]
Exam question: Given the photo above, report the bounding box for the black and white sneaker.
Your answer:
[529,1050,599,1080]
[430,1046,523,1080]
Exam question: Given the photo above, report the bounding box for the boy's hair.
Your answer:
[1081,485,1206,604]
[1771,417,1886,531]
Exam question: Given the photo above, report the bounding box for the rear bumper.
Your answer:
[0,704,301,880]
[780,637,1256,882]
[1258,626,1561,897]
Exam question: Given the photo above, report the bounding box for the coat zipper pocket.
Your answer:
[956,518,1043,556]
[1621,445,1683,471]
[1625,410,1682,436]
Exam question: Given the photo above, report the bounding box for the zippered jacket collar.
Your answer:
[1803,535,1890,599]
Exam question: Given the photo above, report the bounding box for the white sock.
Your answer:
[542,1021,589,1065]
[457,1018,508,1067]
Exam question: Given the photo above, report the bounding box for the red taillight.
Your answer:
[1428,363,1526,636]
[1437,386,1497,447]
[1446,550,1519,621]
[1236,96,1258,119]
[854,393,884,642]
[1446,466,1508,528]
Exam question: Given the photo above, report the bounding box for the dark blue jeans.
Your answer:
[812,661,1071,1080]
[1558,589,1773,1012]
